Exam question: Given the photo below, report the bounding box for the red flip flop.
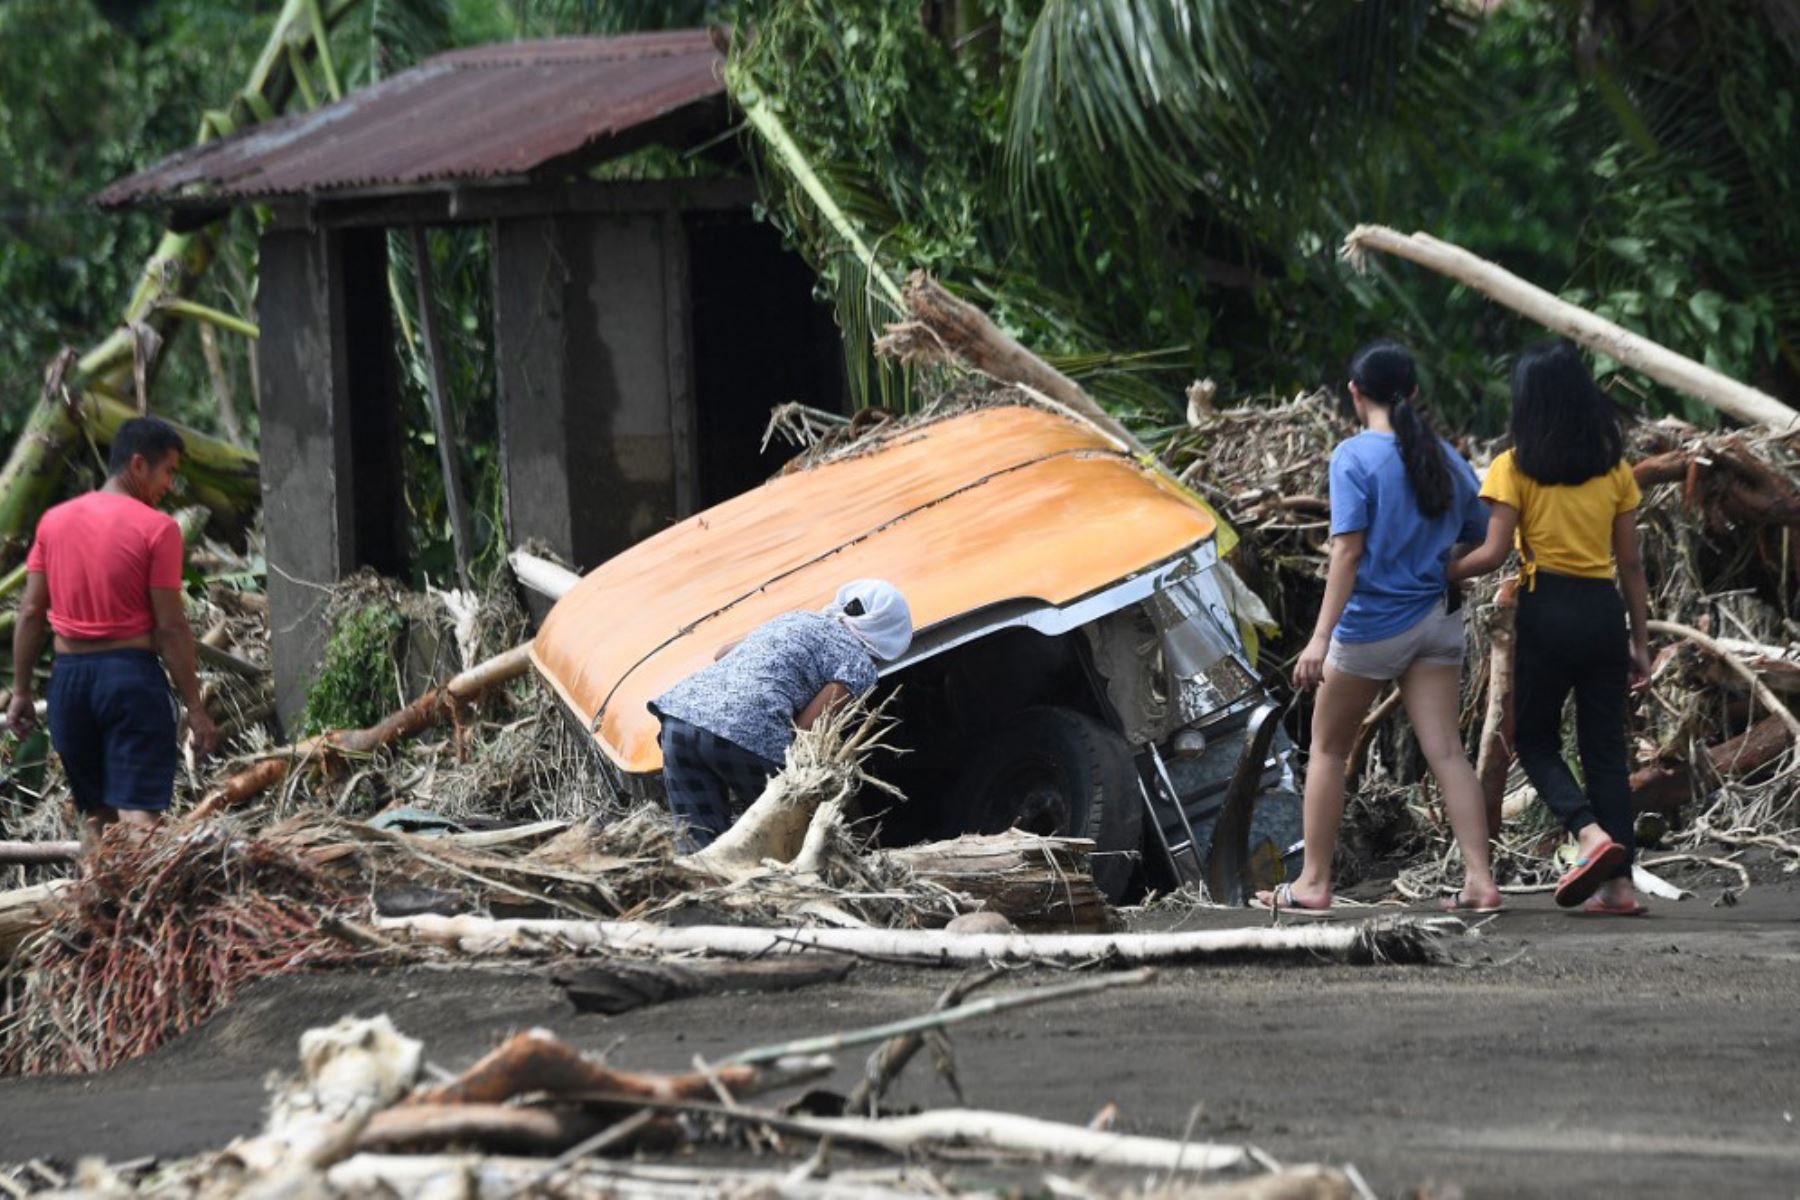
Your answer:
[1583,896,1649,917]
[1553,840,1626,908]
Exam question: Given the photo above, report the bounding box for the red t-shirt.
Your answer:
[25,492,184,640]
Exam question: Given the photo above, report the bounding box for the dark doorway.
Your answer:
[685,211,848,507]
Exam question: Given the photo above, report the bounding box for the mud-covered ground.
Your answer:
[2,861,1797,1199]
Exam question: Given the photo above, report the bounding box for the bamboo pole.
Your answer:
[1341,225,1800,432]
[377,913,1449,966]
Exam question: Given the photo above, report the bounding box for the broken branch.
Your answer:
[1342,225,1799,431]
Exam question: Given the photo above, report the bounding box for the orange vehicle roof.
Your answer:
[531,404,1222,774]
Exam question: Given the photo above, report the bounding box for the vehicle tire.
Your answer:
[949,706,1145,904]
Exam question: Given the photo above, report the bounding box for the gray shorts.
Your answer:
[1328,598,1465,681]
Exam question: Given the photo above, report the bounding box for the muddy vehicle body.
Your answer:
[533,404,1302,902]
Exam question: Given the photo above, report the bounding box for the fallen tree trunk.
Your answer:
[553,955,854,1016]
[357,1104,601,1156]
[404,1029,829,1110]
[656,1103,1254,1175]
[1475,579,1519,835]
[508,550,581,601]
[0,880,70,960]
[0,841,81,866]
[378,913,1450,966]
[683,703,892,880]
[1631,712,1794,816]
[1342,226,1800,432]
[325,1155,1349,1199]
[189,643,534,819]
[1634,440,1800,527]
[879,273,1144,453]
[1648,619,1800,741]
[882,832,1115,932]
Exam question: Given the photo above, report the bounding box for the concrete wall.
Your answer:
[493,212,695,576]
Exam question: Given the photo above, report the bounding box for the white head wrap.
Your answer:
[823,579,913,662]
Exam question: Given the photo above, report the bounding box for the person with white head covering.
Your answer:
[650,579,913,852]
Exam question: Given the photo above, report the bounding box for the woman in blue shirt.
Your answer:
[1256,342,1501,913]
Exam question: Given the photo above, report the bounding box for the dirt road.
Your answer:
[3,875,1797,1198]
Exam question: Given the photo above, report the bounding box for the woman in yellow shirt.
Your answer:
[1450,341,1651,915]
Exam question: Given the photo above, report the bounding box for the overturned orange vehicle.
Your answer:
[533,403,1301,902]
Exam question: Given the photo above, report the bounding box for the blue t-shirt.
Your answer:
[651,611,880,763]
[1328,431,1489,644]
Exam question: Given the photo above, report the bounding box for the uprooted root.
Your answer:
[0,824,353,1075]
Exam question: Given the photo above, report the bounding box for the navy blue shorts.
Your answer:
[47,650,178,814]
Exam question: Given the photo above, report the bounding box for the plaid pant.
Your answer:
[658,717,781,852]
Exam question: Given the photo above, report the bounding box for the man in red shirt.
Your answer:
[7,417,217,842]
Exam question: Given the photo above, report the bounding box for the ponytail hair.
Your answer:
[1347,340,1452,518]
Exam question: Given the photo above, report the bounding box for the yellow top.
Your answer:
[1479,449,1641,583]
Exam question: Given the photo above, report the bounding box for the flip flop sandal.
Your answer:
[1250,882,1333,916]
[1553,840,1626,909]
[1582,896,1649,917]
[1439,893,1505,915]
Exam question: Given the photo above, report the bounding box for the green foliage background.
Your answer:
[1,0,1795,579]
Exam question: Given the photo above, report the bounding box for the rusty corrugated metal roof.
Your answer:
[96,30,727,210]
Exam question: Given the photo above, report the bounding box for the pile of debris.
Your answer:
[1168,386,1800,895]
[0,986,1376,1200]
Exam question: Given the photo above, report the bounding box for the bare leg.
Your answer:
[1264,665,1384,908]
[1398,661,1501,908]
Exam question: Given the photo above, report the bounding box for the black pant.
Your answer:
[1513,572,1633,876]
[658,717,781,853]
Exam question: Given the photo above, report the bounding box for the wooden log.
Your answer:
[508,550,581,601]
[404,1030,816,1109]
[358,1104,601,1155]
[190,642,534,819]
[379,913,1449,967]
[886,273,1143,452]
[1631,711,1794,814]
[1648,620,1800,741]
[1475,579,1519,835]
[881,832,1116,932]
[0,880,70,960]
[325,1155,1347,1199]
[1341,226,1800,431]
[0,841,80,865]
[1634,441,1800,528]
[681,1104,1253,1175]
[551,955,854,1016]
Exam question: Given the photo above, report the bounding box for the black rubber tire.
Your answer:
[949,706,1145,903]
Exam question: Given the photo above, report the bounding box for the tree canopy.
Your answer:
[1,0,1795,579]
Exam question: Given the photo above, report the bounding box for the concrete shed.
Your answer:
[98,31,846,729]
